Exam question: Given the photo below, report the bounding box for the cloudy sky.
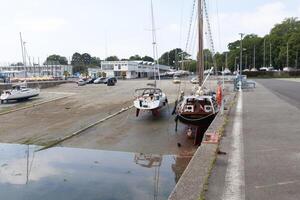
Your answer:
[0,0,299,64]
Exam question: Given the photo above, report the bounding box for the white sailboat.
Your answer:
[0,33,40,104]
[134,0,168,117]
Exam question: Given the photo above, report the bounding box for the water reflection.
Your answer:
[0,143,191,200]
[134,153,162,200]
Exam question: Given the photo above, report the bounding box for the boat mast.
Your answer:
[19,32,27,78]
[150,0,158,87]
[197,0,204,86]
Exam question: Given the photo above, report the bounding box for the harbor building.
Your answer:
[88,67,102,78]
[100,61,171,79]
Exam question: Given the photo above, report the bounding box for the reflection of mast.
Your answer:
[25,145,35,184]
[26,145,29,184]
[134,153,162,200]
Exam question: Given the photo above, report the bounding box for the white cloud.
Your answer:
[167,23,180,32]
[14,17,66,32]
[0,155,60,185]
[210,1,298,52]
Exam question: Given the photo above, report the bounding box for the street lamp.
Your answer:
[239,33,244,91]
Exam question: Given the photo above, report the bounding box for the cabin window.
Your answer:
[204,105,212,112]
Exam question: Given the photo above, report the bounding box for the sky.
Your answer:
[0,0,299,64]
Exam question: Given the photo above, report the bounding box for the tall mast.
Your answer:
[239,33,244,74]
[150,0,159,87]
[197,0,204,86]
[19,32,27,78]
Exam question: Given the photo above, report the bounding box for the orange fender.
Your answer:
[216,85,222,106]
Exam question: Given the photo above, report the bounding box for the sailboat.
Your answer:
[134,0,168,117]
[174,0,219,127]
[0,33,40,104]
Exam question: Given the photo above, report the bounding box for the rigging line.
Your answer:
[184,0,196,54]
[203,0,217,70]
[190,11,198,57]
[177,0,196,98]
[179,0,185,48]
[215,0,222,50]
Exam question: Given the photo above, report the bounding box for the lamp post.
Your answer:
[239,33,244,74]
[239,33,244,91]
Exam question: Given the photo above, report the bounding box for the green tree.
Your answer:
[129,54,142,60]
[71,52,83,66]
[159,48,190,68]
[105,56,119,61]
[45,54,68,65]
[142,56,154,62]
[81,53,92,65]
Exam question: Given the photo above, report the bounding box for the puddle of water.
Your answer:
[0,143,191,200]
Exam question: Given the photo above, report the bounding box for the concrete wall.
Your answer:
[168,91,236,200]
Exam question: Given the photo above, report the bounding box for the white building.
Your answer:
[88,67,102,77]
[101,61,171,79]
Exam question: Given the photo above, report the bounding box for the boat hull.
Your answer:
[2,93,39,101]
[0,88,40,102]
[176,113,217,126]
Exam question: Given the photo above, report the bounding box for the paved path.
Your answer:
[206,79,300,200]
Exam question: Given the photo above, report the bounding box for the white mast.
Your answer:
[19,32,27,78]
[150,0,160,87]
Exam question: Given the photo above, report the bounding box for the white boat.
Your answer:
[0,85,40,103]
[134,88,167,116]
[134,0,168,117]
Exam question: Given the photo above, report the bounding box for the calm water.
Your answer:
[0,143,191,200]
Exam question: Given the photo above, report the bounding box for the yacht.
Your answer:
[0,85,40,104]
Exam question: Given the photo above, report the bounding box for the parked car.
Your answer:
[86,78,96,84]
[173,76,181,84]
[107,78,116,86]
[190,77,199,84]
[94,77,106,84]
[77,79,86,86]
[104,77,117,84]
[108,77,117,83]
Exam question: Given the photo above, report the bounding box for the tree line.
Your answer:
[211,17,300,71]
[44,17,300,74]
